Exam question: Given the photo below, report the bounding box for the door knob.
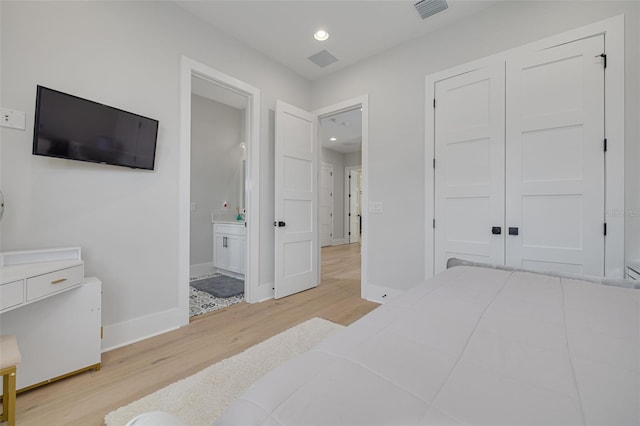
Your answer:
[509,227,519,235]
[273,221,286,227]
[491,226,502,235]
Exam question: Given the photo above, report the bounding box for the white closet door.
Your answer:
[320,163,333,247]
[349,170,362,244]
[505,35,605,275]
[434,63,505,273]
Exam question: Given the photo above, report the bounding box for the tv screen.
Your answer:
[33,85,159,170]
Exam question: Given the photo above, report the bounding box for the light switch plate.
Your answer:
[1,108,26,130]
[369,201,383,214]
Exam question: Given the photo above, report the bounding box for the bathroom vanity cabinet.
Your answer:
[213,222,245,278]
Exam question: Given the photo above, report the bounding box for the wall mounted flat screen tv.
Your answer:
[33,85,159,170]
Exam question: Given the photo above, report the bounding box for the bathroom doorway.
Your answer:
[179,57,261,324]
[189,76,248,317]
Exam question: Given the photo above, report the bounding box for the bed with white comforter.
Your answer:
[216,264,640,425]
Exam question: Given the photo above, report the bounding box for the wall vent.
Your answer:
[414,0,448,19]
[308,50,338,68]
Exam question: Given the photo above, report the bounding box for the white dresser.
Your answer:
[0,247,101,393]
[213,221,245,279]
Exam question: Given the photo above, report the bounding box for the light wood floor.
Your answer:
[9,243,377,426]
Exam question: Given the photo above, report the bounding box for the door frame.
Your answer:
[320,162,334,247]
[179,56,261,325]
[425,15,624,279]
[345,166,362,244]
[314,95,369,299]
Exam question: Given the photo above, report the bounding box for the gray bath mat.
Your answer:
[191,275,244,298]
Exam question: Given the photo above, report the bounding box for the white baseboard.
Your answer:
[331,238,347,246]
[215,268,244,280]
[190,262,215,277]
[101,307,184,352]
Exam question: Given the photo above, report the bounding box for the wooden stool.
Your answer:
[0,335,21,426]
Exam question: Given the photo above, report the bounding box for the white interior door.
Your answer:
[506,35,605,275]
[274,100,319,299]
[434,63,506,273]
[320,163,333,247]
[349,169,362,243]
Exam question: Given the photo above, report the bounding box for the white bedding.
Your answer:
[215,266,640,425]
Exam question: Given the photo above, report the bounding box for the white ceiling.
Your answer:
[177,0,498,81]
[320,108,362,154]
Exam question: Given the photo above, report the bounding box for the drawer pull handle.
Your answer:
[51,278,68,285]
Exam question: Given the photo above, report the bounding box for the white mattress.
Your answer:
[215,266,640,425]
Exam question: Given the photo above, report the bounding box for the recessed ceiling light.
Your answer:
[314,30,330,41]
[329,137,337,141]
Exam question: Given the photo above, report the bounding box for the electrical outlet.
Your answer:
[190,201,197,212]
[1,108,26,130]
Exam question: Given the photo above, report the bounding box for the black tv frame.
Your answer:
[33,85,159,170]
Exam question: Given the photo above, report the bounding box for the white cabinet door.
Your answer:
[226,235,244,273]
[0,279,101,392]
[274,101,319,299]
[434,63,506,273]
[214,234,229,270]
[505,35,605,275]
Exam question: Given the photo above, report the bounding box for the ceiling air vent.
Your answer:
[414,0,448,19]
[308,50,338,68]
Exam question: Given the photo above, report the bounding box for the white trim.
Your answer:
[344,165,362,245]
[600,16,625,278]
[314,95,369,299]
[180,56,261,323]
[425,15,625,279]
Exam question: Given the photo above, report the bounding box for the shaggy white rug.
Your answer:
[104,318,344,426]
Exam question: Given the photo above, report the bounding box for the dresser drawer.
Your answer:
[214,223,245,236]
[1,280,25,311]
[26,265,83,301]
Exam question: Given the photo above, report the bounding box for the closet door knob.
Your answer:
[491,226,502,235]
[273,221,286,227]
[509,227,519,236]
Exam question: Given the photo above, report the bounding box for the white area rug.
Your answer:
[104,318,344,426]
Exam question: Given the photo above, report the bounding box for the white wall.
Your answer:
[345,151,362,168]
[190,95,243,266]
[0,1,310,349]
[311,1,640,298]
